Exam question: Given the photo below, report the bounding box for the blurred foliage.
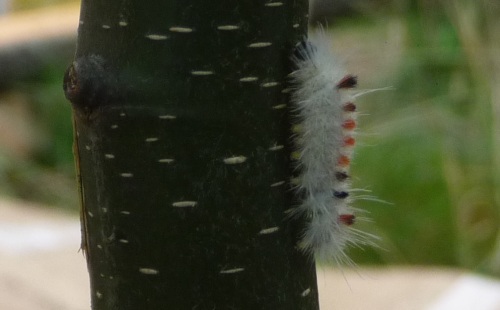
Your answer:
[1,0,499,276]
[0,60,77,210]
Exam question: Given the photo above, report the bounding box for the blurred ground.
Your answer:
[1,197,500,310]
[0,198,88,310]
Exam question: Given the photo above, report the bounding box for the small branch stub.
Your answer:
[63,55,116,119]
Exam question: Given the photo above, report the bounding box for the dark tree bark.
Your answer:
[65,0,319,309]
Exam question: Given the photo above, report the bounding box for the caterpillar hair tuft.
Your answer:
[289,29,377,265]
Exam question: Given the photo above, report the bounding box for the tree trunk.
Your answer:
[64,0,319,309]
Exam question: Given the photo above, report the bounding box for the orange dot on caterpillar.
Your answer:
[342,119,356,130]
[338,155,350,167]
[343,136,356,147]
[339,214,356,226]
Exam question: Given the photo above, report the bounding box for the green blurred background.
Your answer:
[1,0,498,276]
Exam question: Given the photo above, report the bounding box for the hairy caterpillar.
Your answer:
[289,29,375,264]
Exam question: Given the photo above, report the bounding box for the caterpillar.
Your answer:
[289,29,375,265]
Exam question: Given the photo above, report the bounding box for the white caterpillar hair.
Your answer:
[289,29,376,265]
